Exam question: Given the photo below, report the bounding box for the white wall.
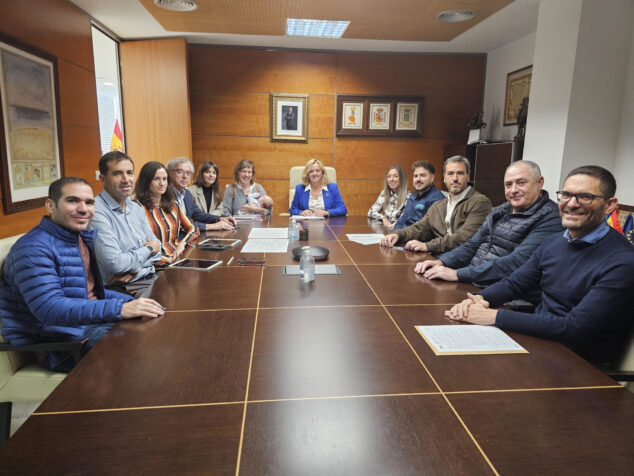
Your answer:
[613,11,634,206]
[483,32,536,141]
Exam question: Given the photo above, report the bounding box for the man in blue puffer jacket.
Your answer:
[0,177,165,372]
[415,160,562,287]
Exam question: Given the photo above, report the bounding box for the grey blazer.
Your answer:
[187,185,223,216]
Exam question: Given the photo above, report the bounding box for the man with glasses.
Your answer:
[414,161,562,288]
[167,157,236,232]
[446,165,634,365]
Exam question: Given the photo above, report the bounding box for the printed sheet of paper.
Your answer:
[346,234,384,245]
[248,228,288,239]
[415,325,528,355]
[241,239,289,253]
[283,264,341,275]
[291,215,325,220]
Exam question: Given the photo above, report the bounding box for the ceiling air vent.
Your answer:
[154,0,198,12]
[436,10,475,23]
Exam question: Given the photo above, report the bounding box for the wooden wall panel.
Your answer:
[57,60,99,128]
[191,92,334,139]
[336,53,486,97]
[120,39,192,168]
[190,46,485,218]
[189,46,336,94]
[192,136,334,179]
[0,0,98,238]
[338,179,384,216]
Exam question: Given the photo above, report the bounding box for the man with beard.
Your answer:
[393,161,444,230]
[381,156,491,256]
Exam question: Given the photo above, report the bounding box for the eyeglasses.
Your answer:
[555,191,608,205]
[173,169,192,177]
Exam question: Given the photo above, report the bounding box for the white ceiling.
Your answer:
[70,0,539,53]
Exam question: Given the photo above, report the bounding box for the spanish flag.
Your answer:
[606,209,624,234]
[110,119,123,151]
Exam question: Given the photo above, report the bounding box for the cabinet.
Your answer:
[444,141,515,207]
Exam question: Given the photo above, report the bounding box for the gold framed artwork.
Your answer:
[504,65,532,126]
[336,95,424,137]
[0,34,64,214]
[270,93,309,142]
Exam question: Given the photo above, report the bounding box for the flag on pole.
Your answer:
[606,208,624,234]
[110,119,123,151]
[623,213,633,245]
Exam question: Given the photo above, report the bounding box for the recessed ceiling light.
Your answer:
[154,0,198,12]
[286,19,350,38]
[436,10,475,23]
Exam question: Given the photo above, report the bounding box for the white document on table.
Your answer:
[346,234,384,245]
[234,215,262,221]
[283,264,341,275]
[291,215,325,220]
[241,239,289,253]
[248,228,288,239]
[415,325,527,355]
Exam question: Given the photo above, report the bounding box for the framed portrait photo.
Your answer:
[0,35,64,214]
[270,94,309,142]
[504,65,532,126]
[368,102,392,133]
[394,99,424,137]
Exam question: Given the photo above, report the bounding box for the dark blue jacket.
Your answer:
[393,185,444,230]
[439,191,562,286]
[183,188,220,229]
[480,226,634,364]
[289,183,347,216]
[0,217,132,347]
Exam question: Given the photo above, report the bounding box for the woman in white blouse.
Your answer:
[367,166,408,229]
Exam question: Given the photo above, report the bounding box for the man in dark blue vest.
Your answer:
[416,160,562,287]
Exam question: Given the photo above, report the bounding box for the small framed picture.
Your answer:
[504,65,532,126]
[394,99,424,136]
[336,96,367,136]
[270,94,309,142]
[368,102,392,132]
[342,102,364,129]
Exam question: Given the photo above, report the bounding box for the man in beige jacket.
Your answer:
[380,156,492,255]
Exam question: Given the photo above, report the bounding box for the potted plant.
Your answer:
[467,110,487,144]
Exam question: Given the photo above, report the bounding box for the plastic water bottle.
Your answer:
[299,246,315,283]
[289,218,300,240]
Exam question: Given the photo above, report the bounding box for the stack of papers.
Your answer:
[242,228,289,253]
[415,325,527,355]
[346,234,384,245]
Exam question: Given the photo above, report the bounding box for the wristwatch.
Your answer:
[146,245,156,256]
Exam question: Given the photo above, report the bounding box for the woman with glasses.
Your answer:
[222,159,273,216]
[368,165,408,229]
[188,161,223,215]
[135,161,199,265]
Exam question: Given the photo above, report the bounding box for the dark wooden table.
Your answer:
[2,216,632,474]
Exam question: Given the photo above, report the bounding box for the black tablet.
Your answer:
[169,259,223,271]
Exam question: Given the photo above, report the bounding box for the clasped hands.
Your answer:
[444,292,497,325]
[300,209,329,217]
[379,234,427,251]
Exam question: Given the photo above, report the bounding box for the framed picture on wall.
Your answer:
[394,99,424,137]
[503,65,532,126]
[270,93,309,142]
[0,34,64,214]
[368,102,392,134]
[336,96,366,136]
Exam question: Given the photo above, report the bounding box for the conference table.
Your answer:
[1,216,632,474]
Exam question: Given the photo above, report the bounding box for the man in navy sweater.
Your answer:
[445,165,634,365]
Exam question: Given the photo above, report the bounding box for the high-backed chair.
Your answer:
[288,165,337,208]
[0,233,82,444]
